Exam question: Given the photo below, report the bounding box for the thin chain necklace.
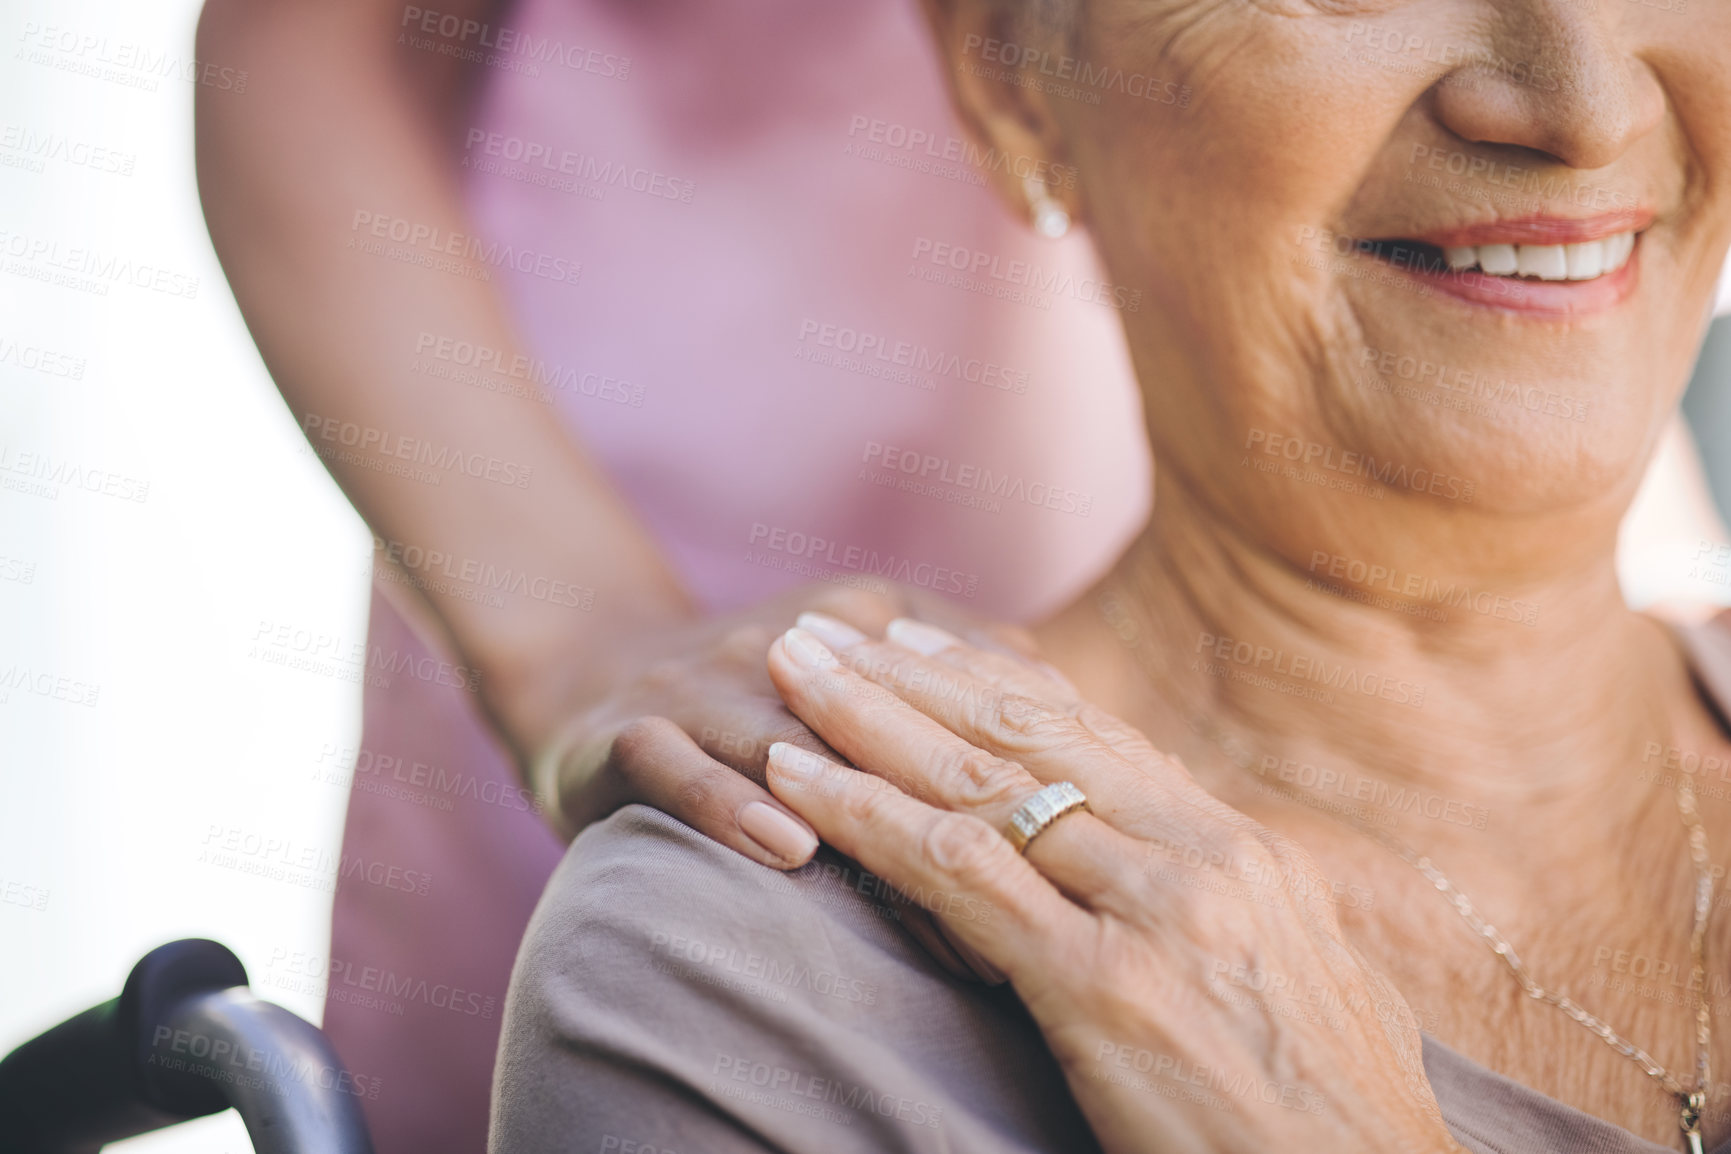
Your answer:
[1094,586,1716,1152]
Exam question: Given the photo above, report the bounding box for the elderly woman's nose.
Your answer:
[1428,6,1664,173]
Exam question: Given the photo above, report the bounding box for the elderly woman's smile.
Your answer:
[1335,218,1644,309]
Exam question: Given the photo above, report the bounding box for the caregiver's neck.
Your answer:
[1039,475,1707,841]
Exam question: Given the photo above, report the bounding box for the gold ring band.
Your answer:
[1005,781,1090,854]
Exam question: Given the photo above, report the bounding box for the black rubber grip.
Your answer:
[0,939,247,1152]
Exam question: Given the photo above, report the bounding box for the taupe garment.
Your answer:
[489,619,1731,1154]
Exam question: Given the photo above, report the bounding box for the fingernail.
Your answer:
[796,611,867,651]
[767,741,822,779]
[887,617,961,657]
[739,800,819,866]
[781,626,836,669]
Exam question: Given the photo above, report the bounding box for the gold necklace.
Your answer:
[1094,586,1715,1152]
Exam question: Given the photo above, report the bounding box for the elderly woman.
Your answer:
[487,0,1731,1150]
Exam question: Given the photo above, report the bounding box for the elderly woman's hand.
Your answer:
[760,613,1463,1154]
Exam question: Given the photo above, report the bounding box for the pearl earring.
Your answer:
[1023,176,1070,240]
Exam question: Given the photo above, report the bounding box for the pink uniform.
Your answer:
[327,1,1147,1149]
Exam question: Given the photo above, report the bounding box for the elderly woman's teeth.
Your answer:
[1441,232,1636,280]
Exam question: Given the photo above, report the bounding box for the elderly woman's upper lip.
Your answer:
[1404,210,1655,249]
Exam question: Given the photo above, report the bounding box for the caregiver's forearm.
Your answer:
[194,0,691,762]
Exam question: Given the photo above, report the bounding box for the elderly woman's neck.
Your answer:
[1043,489,1703,824]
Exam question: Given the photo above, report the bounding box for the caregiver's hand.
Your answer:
[759,614,1463,1154]
[529,581,1042,858]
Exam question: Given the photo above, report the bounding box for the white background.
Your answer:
[2,2,1731,1152]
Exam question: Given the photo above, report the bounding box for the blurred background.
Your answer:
[3,2,1731,1152]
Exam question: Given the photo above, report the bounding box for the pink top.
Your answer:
[325,2,1147,1151]
[460,0,1149,619]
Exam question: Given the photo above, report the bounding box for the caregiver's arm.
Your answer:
[193,0,1043,897]
[195,0,684,763]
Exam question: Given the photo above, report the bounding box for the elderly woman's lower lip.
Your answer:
[1380,249,1639,316]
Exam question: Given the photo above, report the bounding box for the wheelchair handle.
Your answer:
[0,938,374,1154]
